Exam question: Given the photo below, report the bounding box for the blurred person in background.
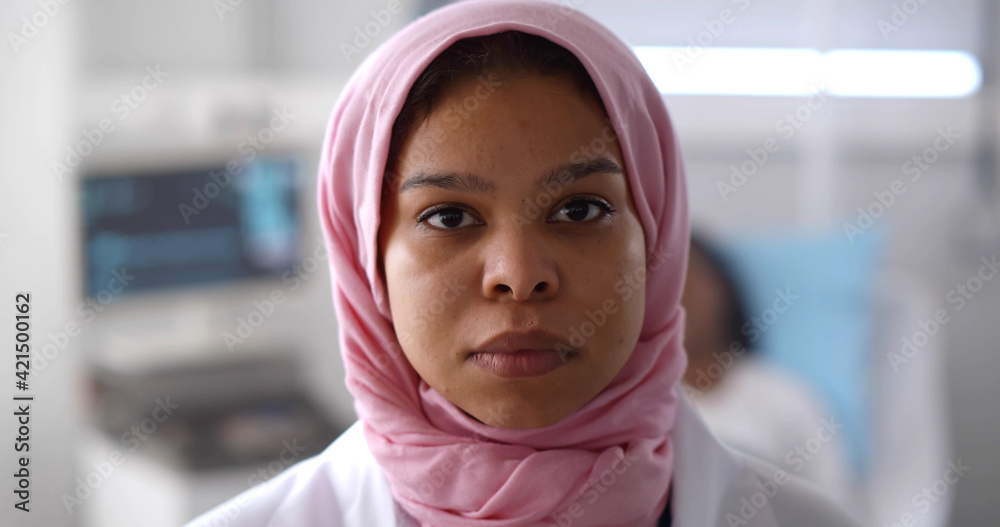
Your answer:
[681,231,855,511]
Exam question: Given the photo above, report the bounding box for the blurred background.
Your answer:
[0,0,997,525]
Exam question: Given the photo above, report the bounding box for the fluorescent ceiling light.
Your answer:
[633,47,982,98]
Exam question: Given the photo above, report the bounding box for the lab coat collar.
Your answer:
[670,387,780,527]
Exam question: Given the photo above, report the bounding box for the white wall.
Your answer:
[0,1,82,526]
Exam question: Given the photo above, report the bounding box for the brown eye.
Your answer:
[418,206,480,230]
[551,198,614,223]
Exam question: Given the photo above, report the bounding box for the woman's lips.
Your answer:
[468,329,577,378]
[468,349,571,378]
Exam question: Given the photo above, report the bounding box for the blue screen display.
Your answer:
[80,157,301,299]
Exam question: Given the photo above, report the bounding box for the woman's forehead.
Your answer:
[395,76,622,170]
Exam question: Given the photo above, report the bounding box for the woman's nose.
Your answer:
[481,224,560,302]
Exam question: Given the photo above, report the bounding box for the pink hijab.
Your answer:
[317,0,690,525]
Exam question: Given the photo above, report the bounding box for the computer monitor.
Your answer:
[79,157,302,299]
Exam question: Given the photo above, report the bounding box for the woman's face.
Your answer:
[378,73,647,429]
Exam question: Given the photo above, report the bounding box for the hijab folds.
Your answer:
[317,1,691,525]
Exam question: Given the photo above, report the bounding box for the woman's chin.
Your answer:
[462,399,580,429]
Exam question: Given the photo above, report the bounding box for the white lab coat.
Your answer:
[184,390,863,527]
[688,356,855,512]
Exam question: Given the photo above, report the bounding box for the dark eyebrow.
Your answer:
[398,157,624,194]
